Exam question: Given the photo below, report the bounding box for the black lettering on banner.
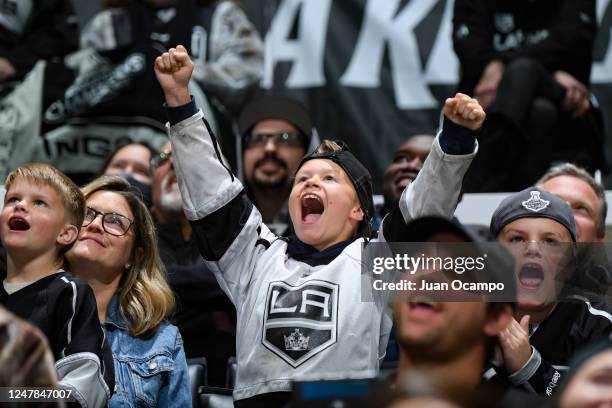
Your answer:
[56,139,79,157]
[83,136,112,158]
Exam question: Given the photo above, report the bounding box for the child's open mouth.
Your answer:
[518,263,544,289]
[301,194,325,223]
[8,216,30,231]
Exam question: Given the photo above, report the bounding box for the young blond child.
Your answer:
[0,163,114,407]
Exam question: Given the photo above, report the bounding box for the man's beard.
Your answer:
[159,173,183,214]
[252,176,287,190]
[251,156,289,190]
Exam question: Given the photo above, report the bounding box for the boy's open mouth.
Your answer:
[8,216,30,231]
[301,194,325,223]
[518,263,544,289]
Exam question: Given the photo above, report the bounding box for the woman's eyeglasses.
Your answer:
[83,207,134,236]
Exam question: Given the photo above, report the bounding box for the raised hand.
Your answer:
[554,70,590,118]
[443,93,486,130]
[154,45,194,107]
[499,314,532,373]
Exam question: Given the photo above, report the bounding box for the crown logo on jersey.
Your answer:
[522,191,550,213]
[284,329,309,351]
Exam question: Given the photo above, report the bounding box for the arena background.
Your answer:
[72,0,612,192]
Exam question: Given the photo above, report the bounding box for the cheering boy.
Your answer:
[155,45,485,406]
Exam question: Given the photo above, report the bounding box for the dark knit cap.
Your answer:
[238,95,313,146]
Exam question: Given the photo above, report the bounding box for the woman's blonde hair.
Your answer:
[80,176,174,337]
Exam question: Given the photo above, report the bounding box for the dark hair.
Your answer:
[97,142,154,178]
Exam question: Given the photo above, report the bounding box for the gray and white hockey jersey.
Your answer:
[166,103,477,400]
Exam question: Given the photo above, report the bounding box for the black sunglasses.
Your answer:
[244,132,304,148]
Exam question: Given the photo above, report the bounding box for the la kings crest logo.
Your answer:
[263,280,338,368]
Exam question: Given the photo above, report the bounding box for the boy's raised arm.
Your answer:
[381,94,485,241]
[154,45,243,226]
[154,46,271,303]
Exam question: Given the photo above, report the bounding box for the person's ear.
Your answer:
[57,224,78,246]
[349,206,364,222]
[483,304,513,337]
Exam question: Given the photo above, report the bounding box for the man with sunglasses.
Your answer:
[150,142,236,387]
[239,95,314,236]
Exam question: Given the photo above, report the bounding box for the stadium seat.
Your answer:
[188,357,208,408]
[226,357,237,389]
[198,386,233,408]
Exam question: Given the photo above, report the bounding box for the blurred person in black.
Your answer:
[151,141,236,387]
[454,0,605,192]
[0,0,79,186]
[0,0,77,94]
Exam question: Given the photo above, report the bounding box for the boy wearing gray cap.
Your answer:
[154,45,485,406]
[489,187,612,397]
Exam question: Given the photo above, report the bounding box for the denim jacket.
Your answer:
[104,295,192,407]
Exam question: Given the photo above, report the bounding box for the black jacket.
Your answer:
[453,0,597,93]
[0,271,115,406]
[492,299,612,397]
[157,221,236,387]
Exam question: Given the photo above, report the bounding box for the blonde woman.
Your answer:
[65,176,191,407]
